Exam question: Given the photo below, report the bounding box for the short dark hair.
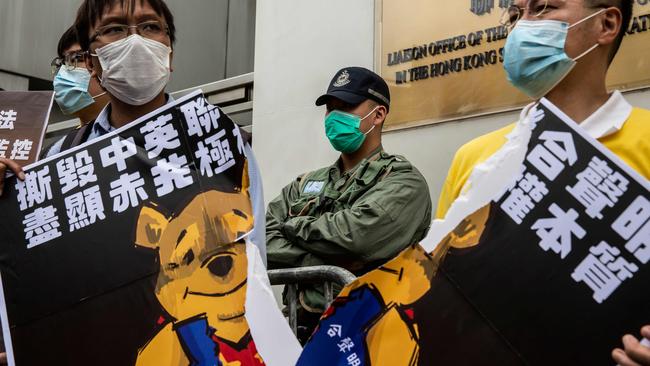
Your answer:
[57,26,79,58]
[74,0,176,51]
[587,0,633,62]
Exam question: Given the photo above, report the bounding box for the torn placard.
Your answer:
[298,98,649,365]
[245,240,301,365]
[0,91,295,366]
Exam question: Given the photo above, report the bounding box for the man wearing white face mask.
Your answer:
[435,1,650,364]
[61,0,266,261]
[266,67,432,343]
[42,0,177,157]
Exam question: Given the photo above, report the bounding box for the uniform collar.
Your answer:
[579,90,632,139]
[332,145,384,176]
[92,94,176,136]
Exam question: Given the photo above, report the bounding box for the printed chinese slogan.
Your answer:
[297,99,649,366]
[380,0,650,129]
[0,91,267,366]
[0,91,54,166]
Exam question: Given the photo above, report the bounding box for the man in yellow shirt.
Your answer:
[436,1,649,364]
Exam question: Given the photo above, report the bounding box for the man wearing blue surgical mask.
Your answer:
[52,26,110,126]
[435,1,650,364]
[266,67,432,343]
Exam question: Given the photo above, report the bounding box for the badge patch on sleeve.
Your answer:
[303,181,325,194]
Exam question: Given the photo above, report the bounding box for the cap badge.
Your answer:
[333,70,351,87]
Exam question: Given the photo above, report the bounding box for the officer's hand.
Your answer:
[0,157,26,196]
[612,326,650,366]
[0,351,6,364]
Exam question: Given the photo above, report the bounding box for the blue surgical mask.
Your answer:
[503,9,604,99]
[53,67,96,115]
[324,107,378,153]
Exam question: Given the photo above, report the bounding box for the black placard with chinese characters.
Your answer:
[0,91,54,166]
[0,91,249,365]
[415,99,650,365]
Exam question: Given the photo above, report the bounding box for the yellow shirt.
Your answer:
[436,103,650,219]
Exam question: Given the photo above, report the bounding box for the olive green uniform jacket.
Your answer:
[266,148,432,311]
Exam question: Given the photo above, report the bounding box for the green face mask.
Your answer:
[324,107,378,153]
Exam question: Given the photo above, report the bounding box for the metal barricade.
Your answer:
[267,266,356,335]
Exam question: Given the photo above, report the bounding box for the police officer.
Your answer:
[266,67,432,341]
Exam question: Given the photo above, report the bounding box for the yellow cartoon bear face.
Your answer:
[343,205,491,307]
[135,190,253,343]
[354,244,435,305]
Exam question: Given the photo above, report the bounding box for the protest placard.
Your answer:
[0,91,54,166]
[0,90,298,366]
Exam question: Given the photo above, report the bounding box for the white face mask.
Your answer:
[92,34,171,105]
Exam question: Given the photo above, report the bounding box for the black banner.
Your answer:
[417,100,649,365]
[0,91,253,365]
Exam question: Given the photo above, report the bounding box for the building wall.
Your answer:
[0,72,29,92]
[253,0,376,205]
[253,1,650,212]
[0,0,256,92]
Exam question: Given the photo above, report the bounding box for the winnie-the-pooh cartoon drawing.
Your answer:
[297,204,491,366]
[134,189,264,366]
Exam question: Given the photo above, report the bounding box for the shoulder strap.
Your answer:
[61,120,95,151]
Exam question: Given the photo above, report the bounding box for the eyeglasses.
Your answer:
[90,20,169,44]
[499,0,550,30]
[50,51,87,75]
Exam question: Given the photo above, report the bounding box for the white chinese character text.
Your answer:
[180,98,220,137]
[109,172,148,213]
[100,136,137,172]
[16,166,53,211]
[612,195,650,264]
[151,153,193,197]
[140,113,180,159]
[195,130,235,177]
[65,185,106,231]
[571,241,638,303]
[56,150,97,194]
[0,110,17,130]
[337,337,354,353]
[531,203,586,259]
[10,139,32,160]
[23,205,62,249]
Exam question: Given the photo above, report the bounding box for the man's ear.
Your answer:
[135,204,169,249]
[85,53,96,76]
[374,105,388,126]
[598,7,623,47]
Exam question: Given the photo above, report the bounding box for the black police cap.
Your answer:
[315,67,390,111]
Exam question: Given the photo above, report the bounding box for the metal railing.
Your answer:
[171,72,254,131]
[267,266,356,335]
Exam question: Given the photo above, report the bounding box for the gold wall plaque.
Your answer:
[379,0,650,130]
